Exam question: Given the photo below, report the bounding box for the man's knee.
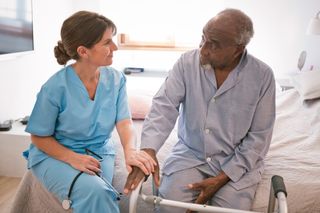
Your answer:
[158,170,202,202]
[211,183,257,211]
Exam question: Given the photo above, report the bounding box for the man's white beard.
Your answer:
[202,64,212,70]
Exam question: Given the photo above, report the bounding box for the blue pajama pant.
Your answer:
[31,154,120,213]
[157,164,257,213]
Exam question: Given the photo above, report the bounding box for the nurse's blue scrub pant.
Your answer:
[31,154,120,213]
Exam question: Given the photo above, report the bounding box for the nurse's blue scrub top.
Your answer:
[24,65,131,168]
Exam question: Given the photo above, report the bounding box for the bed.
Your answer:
[10,74,320,213]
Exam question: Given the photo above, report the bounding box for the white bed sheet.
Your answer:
[252,89,320,212]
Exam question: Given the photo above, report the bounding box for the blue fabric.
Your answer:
[31,154,120,213]
[24,65,130,168]
[140,49,276,190]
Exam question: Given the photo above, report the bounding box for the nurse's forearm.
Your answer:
[116,119,136,152]
[31,135,102,175]
[30,134,76,164]
[116,119,158,175]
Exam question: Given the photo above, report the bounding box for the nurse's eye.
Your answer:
[103,39,113,46]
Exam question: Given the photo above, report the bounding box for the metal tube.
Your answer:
[277,192,288,213]
[267,185,276,213]
[140,194,260,213]
[129,181,143,213]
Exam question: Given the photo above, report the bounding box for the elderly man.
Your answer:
[125,8,276,212]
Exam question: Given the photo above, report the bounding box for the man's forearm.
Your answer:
[216,171,230,187]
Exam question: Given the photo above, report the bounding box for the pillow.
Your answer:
[126,76,164,119]
[128,94,152,120]
[291,70,320,100]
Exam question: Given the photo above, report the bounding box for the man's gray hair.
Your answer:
[219,8,254,46]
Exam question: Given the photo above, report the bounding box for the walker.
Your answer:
[129,175,288,213]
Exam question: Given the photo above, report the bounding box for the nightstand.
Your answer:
[0,122,29,177]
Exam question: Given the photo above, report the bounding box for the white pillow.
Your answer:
[128,94,152,120]
[291,70,320,100]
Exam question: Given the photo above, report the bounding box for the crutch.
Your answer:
[129,175,287,213]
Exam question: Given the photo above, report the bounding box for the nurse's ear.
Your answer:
[77,46,89,59]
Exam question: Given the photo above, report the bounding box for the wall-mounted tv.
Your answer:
[0,0,34,57]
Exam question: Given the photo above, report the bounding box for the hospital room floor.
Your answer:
[0,176,21,213]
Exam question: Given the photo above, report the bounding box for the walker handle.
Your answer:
[271,175,287,198]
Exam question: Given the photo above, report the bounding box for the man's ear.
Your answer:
[234,44,245,58]
[77,46,88,59]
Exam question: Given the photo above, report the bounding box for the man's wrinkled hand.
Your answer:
[185,172,230,213]
[124,166,146,195]
[123,148,160,195]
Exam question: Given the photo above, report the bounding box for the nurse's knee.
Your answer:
[77,175,118,200]
[73,175,119,212]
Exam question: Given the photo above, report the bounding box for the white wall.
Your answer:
[100,0,320,76]
[0,0,319,121]
[0,0,100,121]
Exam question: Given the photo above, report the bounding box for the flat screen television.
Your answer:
[0,0,34,57]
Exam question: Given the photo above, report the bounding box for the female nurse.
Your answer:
[24,10,156,212]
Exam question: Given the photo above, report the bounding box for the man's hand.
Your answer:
[124,148,160,195]
[124,149,157,175]
[186,171,230,213]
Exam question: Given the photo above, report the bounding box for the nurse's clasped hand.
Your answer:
[64,146,157,177]
[124,148,157,175]
[123,149,160,195]
[67,152,102,176]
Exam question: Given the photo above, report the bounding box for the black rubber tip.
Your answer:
[271,175,287,198]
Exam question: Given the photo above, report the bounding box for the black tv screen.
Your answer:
[0,0,34,55]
